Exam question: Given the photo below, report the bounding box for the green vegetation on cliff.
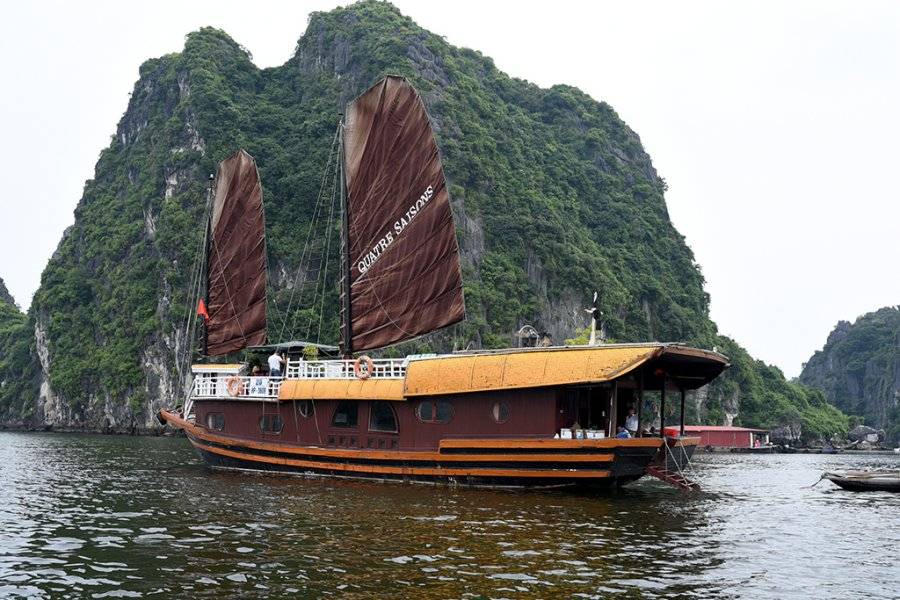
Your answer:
[799,307,900,442]
[0,2,848,438]
[0,279,36,422]
[0,278,14,308]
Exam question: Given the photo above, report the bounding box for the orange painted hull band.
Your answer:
[159,409,659,486]
[189,440,612,480]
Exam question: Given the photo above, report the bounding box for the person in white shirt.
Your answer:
[625,407,639,436]
[267,350,285,377]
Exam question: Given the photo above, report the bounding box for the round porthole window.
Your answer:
[492,401,510,424]
[415,401,433,422]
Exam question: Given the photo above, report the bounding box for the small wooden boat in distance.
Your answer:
[730,444,777,454]
[822,470,900,492]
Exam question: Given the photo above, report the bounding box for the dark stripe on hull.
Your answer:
[196,448,604,489]
[440,446,624,456]
[194,446,622,490]
[186,434,658,489]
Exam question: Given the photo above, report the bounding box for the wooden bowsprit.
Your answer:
[645,464,701,491]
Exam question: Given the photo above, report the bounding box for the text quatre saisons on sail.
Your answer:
[356,185,435,276]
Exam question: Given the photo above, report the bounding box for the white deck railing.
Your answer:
[285,357,407,379]
[188,357,408,406]
[191,375,284,401]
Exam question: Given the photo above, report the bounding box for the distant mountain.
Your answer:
[799,307,900,443]
[0,1,846,439]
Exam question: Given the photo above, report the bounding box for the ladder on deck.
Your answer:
[646,465,701,491]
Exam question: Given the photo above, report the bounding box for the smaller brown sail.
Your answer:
[205,150,267,355]
[341,76,465,352]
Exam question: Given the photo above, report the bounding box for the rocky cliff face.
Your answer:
[0,278,14,307]
[0,1,847,438]
[799,307,900,442]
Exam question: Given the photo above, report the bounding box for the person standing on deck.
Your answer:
[625,407,639,436]
[268,350,285,378]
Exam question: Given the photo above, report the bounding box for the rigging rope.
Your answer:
[276,125,341,342]
[177,191,212,400]
[311,150,340,345]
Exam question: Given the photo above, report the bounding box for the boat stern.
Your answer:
[437,436,664,488]
[610,438,669,482]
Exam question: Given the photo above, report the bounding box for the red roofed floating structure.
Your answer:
[664,426,769,449]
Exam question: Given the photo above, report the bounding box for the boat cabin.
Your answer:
[186,343,728,451]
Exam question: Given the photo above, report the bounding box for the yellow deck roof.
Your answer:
[275,345,728,401]
[278,378,406,402]
[403,345,663,397]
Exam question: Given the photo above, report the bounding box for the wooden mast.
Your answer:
[339,119,353,357]
[201,173,214,358]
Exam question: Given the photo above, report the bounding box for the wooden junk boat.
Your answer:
[158,77,729,489]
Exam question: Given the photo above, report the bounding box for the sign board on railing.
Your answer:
[248,377,269,397]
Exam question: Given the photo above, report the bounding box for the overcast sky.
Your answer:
[1,1,897,376]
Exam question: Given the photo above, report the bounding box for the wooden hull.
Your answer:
[824,471,900,493]
[159,410,663,489]
[730,445,777,454]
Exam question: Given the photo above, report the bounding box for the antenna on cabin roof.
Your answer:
[585,291,603,346]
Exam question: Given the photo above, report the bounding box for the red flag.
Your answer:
[196,298,209,322]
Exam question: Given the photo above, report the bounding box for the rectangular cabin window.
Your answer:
[331,401,358,428]
[368,401,398,433]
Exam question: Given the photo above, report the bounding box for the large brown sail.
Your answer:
[206,150,267,355]
[342,76,465,352]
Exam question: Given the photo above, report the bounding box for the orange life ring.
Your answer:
[225,375,245,397]
[353,355,375,379]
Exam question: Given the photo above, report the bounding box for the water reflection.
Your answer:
[0,432,897,598]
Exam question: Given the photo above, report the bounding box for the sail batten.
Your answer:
[341,76,465,352]
[206,149,267,355]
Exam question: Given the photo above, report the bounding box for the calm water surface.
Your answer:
[0,432,897,599]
